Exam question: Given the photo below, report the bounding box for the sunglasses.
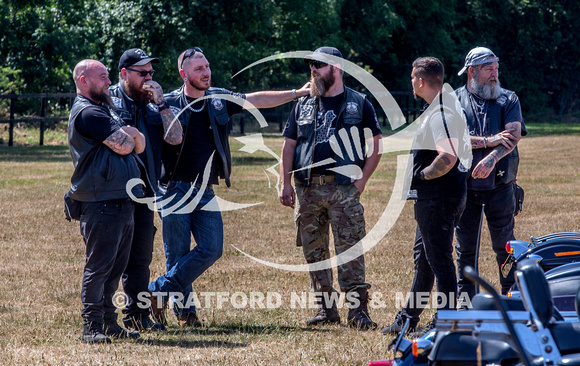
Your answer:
[181,47,204,69]
[309,60,328,69]
[126,68,155,77]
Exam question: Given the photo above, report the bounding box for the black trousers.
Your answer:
[455,183,516,299]
[80,199,134,323]
[122,202,156,319]
[402,196,466,321]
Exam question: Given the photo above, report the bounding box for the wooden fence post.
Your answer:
[9,96,15,147]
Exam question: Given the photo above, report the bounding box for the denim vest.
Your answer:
[293,87,366,185]
[456,86,521,186]
[109,83,164,193]
[67,95,144,202]
[164,87,233,187]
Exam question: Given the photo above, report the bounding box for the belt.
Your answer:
[295,174,336,186]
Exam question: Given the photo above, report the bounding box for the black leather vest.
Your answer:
[293,87,366,185]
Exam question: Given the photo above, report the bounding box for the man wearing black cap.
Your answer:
[148,47,310,327]
[109,48,182,332]
[455,47,526,301]
[279,47,382,330]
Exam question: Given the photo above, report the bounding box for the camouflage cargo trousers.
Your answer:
[294,183,370,293]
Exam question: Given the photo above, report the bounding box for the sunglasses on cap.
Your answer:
[181,47,204,69]
[126,68,155,77]
[309,60,328,69]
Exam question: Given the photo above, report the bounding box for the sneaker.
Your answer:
[178,313,202,328]
[306,307,341,326]
[104,320,140,339]
[123,314,166,332]
[81,321,111,344]
[381,311,418,336]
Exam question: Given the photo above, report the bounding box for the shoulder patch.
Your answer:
[169,106,181,116]
[111,96,123,109]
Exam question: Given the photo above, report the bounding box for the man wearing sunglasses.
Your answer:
[279,47,383,330]
[148,47,310,327]
[109,48,183,332]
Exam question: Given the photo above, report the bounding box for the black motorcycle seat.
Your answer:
[551,321,580,355]
[471,292,527,311]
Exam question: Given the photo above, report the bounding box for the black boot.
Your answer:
[306,292,341,326]
[381,311,419,336]
[104,319,140,339]
[81,320,111,344]
[347,288,377,330]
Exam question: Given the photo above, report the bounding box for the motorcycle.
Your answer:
[370,233,580,366]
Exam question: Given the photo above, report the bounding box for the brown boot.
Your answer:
[306,292,341,326]
[347,288,377,330]
[150,292,167,325]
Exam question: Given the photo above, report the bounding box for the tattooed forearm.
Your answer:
[161,108,183,145]
[471,136,486,149]
[104,130,135,155]
[488,144,512,162]
[423,153,455,180]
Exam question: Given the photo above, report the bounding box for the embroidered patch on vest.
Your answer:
[346,102,358,114]
[111,96,123,109]
[211,98,224,111]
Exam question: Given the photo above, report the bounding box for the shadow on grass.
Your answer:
[136,323,337,348]
[0,145,71,162]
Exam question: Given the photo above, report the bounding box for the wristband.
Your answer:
[157,100,168,111]
[292,89,297,101]
[419,171,426,181]
[483,137,487,148]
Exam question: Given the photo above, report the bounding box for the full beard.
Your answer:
[89,87,114,107]
[124,79,150,105]
[470,77,502,100]
[310,67,335,97]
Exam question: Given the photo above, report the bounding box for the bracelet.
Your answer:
[292,89,297,101]
[483,137,487,148]
[157,100,168,111]
[419,171,426,181]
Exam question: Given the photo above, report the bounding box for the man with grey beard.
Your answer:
[280,47,382,330]
[454,47,527,303]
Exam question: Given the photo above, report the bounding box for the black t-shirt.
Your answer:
[167,90,245,185]
[75,106,121,142]
[410,95,470,199]
[283,92,382,175]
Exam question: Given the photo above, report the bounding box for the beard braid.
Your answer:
[470,76,502,100]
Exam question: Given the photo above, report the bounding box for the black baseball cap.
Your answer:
[304,47,344,64]
[118,48,159,71]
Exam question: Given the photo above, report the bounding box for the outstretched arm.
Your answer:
[245,82,310,109]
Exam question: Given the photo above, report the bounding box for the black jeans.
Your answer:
[455,183,516,300]
[122,202,156,319]
[80,199,134,323]
[402,196,466,321]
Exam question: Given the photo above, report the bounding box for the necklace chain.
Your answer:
[188,99,206,113]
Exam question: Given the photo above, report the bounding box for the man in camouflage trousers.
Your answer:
[280,47,382,330]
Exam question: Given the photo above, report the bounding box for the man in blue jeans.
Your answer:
[382,57,471,336]
[148,47,309,327]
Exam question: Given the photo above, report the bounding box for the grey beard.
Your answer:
[470,77,502,100]
[310,77,326,97]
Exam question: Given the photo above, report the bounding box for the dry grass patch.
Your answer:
[0,134,579,365]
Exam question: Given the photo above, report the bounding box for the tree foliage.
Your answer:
[0,0,579,116]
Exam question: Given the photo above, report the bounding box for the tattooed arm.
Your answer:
[103,126,145,155]
[421,138,459,180]
[471,121,522,179]
[144,81,183,145]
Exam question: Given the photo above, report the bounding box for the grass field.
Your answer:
[0,129,579,365]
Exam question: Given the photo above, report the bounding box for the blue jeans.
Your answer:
[401,196,466,322]
[148,182,223,316]
[455,183,516,299]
